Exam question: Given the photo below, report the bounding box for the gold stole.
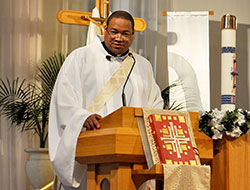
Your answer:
[88,51,135,113]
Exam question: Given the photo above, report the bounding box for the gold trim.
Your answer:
[40,181,53,190]
[221,14,237,30]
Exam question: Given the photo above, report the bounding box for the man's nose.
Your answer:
[115,33,123,40]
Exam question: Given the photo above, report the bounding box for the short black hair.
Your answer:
[106,10,135,33]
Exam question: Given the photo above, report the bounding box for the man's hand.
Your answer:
[83,114,103,130]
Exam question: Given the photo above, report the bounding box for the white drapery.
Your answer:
[0,1,39,189]
[0,0,87,189]
[167,11,210,112]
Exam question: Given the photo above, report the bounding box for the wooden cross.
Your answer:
[57,0,146,33]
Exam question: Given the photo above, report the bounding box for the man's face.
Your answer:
[104,17,135,55]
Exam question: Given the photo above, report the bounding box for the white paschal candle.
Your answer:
[221,14,237,111]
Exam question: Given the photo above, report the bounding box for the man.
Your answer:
[49,10,163,190]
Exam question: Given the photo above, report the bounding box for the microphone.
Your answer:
[106,55,111,61]
[122,52,136,106]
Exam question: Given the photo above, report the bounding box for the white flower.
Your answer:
[210,108,226,125]
[226,126,242,138]
[214,124,225,131]
[238,108,243,112]
[212,129,223,140]
[211,118,219,126]
[212,108,226,119]
[236,111,245,126]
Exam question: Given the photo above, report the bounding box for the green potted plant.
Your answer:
[0,53,65,189]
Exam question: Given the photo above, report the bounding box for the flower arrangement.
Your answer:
[199,108,250,140]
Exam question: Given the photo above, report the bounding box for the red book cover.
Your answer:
[148,114,197,165]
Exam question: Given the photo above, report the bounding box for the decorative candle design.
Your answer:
[221,14,237,111]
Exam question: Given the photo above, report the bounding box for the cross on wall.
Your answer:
[57,0,147,33]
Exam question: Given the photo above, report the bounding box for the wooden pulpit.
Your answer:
[211,133,250,190]
[75,107,213,190]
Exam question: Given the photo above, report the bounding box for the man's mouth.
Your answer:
[113,43,123,48]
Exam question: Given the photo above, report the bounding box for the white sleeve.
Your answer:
[48,53,91,188]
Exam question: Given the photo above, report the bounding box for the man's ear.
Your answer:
[104,24,108,31]
[103,25,108,35]
[132,31,135,40]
